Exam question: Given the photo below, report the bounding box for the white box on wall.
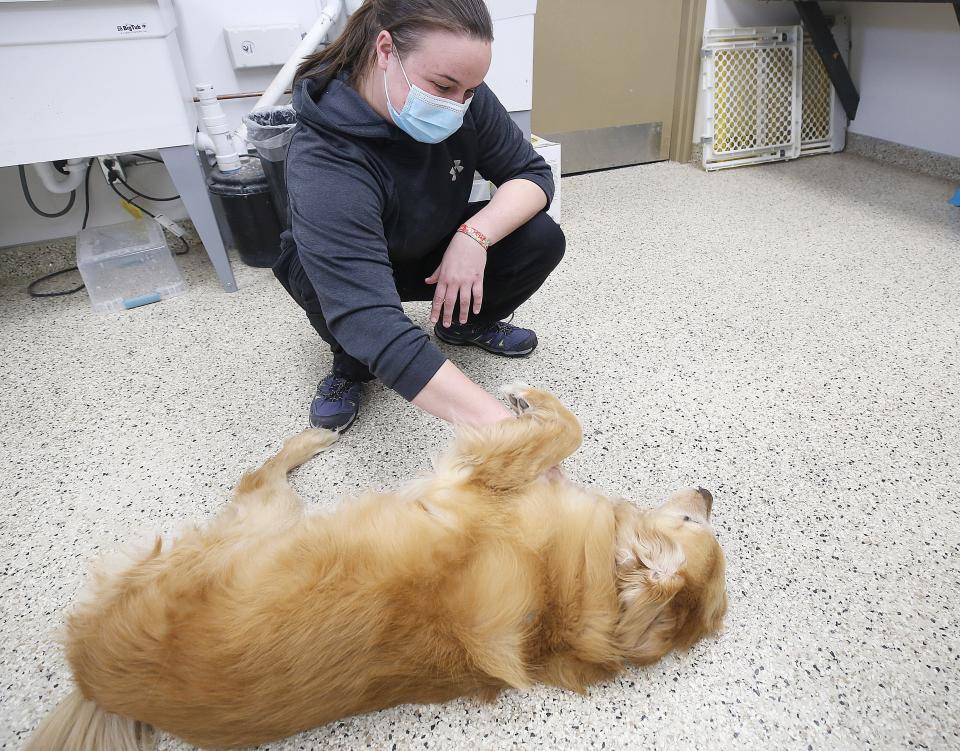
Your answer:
[224,24,304,69]
[484,0,537,114]
[531,135,561,223]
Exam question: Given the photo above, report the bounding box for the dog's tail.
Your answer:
[24,689,154,751]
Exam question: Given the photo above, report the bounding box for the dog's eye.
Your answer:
[683,515,691,522]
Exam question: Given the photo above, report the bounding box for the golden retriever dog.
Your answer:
[26,384,727,750]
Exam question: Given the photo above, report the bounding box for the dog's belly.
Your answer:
[72,590,484,747]
[67,481,614,749]
[68,529,531,748]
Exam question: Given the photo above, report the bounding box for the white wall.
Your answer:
[821,1,960,158]
[696,0,960,158]
[704,0,799,29]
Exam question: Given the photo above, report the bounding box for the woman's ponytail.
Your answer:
[295,1,380,89]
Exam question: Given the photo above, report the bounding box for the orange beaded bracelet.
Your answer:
[457,223,490,250]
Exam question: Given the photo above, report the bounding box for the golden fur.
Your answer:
[26,384,727,750]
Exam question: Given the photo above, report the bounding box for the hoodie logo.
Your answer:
[449,159,464,182]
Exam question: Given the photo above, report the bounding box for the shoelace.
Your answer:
[319,377,353,400]
[484,313,517,336]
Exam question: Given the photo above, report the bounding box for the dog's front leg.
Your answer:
[451,383,582,491]
[534,653,618,695]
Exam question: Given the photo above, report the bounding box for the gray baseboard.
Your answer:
[845,132,960,183]
[685,135,959,181]
[543,122,663,174]
[689,143,704,169]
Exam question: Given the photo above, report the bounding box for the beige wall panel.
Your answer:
[532,0,684,164]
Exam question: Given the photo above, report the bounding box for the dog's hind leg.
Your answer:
[451,383,582,491]
[213,429,338,534]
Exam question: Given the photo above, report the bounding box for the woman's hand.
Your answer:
[426,232,486,328]
[425,179,548,329]
[412,361,514,426]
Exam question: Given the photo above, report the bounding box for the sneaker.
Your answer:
[434,316,538,357]
[309,374,362,432]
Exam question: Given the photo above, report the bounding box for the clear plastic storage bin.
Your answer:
[76,220,186,313]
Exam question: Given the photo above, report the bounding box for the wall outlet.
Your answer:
[97,155,126,185]
[224,24,303,69]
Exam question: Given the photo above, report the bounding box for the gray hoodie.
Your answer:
[280,72,554,400]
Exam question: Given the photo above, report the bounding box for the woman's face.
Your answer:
[377,29,491,107]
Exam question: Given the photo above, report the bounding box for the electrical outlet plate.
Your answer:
[97,155,126,184]
[224,24,303,69]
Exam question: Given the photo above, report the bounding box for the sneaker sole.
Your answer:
[434,329,537,357]
[310,409,358,434]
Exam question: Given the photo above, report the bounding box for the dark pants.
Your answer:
[274,202,565,383]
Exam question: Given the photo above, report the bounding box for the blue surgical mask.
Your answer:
[383,51,472,144]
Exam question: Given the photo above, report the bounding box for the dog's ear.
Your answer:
[616,527,685,606]
[614,513,686,663]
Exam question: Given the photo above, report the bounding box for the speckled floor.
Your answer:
[2,154,958,750]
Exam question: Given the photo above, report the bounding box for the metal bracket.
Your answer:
[793,1,859,121]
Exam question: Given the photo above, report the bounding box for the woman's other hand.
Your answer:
[426,232,486,328]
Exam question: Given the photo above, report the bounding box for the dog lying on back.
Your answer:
[27,384,728,750]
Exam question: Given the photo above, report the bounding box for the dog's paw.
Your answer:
[500,381,533,415]
[302,428,339,453]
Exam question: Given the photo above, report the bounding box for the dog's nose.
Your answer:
[696,487,714,517]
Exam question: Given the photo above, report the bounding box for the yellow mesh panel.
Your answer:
[712,46,795,155]
[801,40,832,144]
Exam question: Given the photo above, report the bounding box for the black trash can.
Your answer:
[244,106,297,229]
[207,160,283,268]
